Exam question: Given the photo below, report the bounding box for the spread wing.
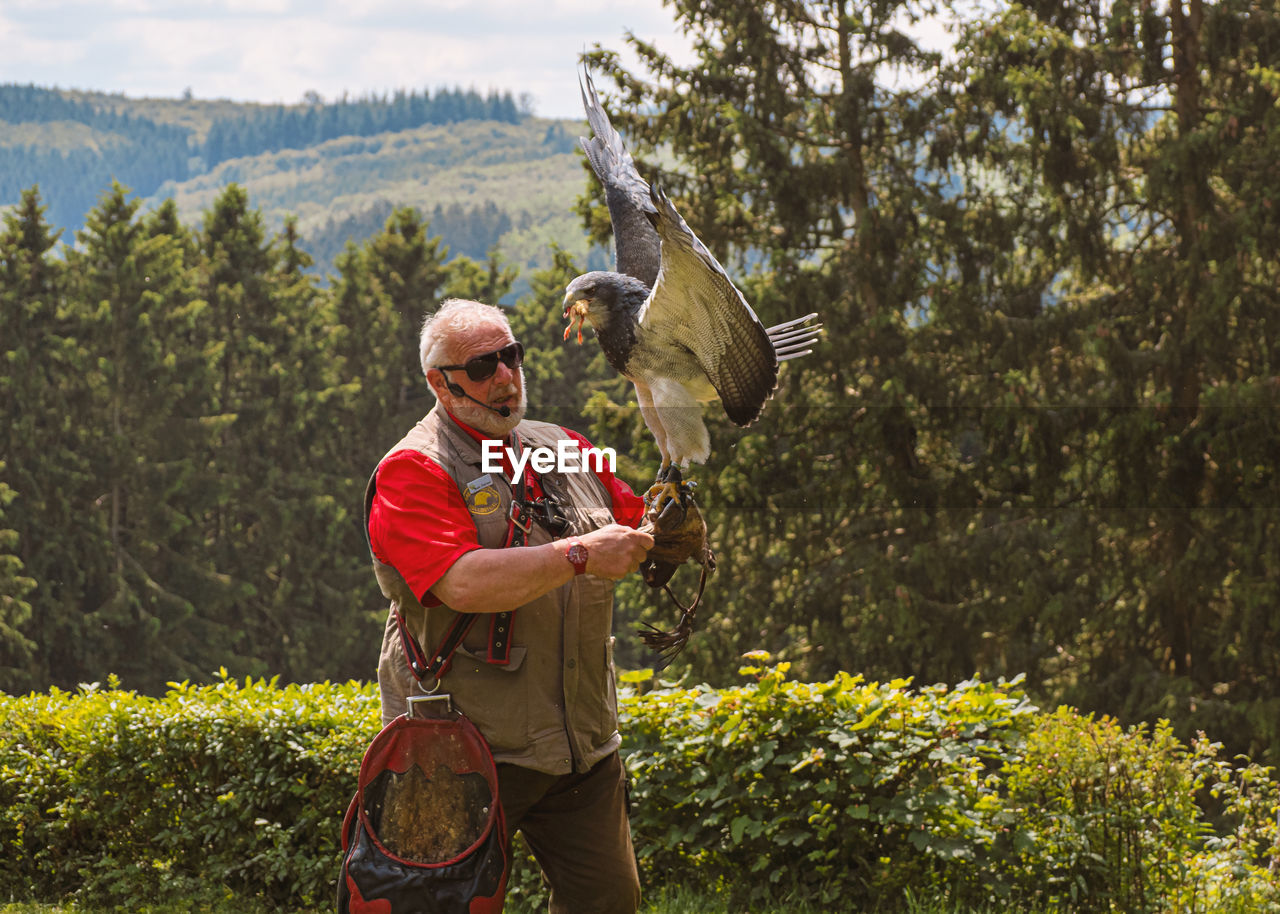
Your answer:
[638,184,779,427]
[579,66,661,288]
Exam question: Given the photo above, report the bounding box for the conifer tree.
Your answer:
[937,0,1280,755]
[57,182,213,688]
[361,207,448,408]
[267,212,377,680]
[441,248,517,306]
[0,472,36,692]
[584,2,949,680]
[196,184,328,677]
[328,237,406,609]
[0,187,86,690]
[594,0,1280,763]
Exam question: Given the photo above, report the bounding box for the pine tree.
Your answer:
[939,0,1280,756]
[190,185,385,682]
[0,187,86,691]
[361,207,448,407]
[585,3,954,682]
[441,248,517,305]
[0,471,36,692]
[192,185,327,678]
[59,182,214,688]
[596,0,1280,763]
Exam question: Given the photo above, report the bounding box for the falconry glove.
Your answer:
[637,488,716,668]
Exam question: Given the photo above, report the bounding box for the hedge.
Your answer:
[622,658,1280,912]
[1,661,1277,912]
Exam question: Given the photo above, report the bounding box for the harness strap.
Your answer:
[397,429,531,688]
[662,556,713,615]
[401,605,476,687]
[487,430,530,666]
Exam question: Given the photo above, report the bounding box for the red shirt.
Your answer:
[368,413,646,605]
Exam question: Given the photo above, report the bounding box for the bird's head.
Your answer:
[562,271,647,345]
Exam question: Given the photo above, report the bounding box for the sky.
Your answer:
[0,0,696,118]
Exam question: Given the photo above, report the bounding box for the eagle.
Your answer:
[563,66,821,508]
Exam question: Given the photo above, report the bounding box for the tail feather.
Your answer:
[767,312,820,332]
[766,313,822,362]
[769,326,820,347]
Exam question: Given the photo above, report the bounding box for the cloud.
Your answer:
[0,0,693,116]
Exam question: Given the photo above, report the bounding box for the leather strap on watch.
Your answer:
[565,537,588,576]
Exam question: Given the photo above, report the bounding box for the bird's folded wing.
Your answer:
[579,67,663,288]
[639,184,779,427]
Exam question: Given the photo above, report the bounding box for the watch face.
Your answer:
[568,543,588,568]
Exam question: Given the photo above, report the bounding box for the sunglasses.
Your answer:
[437,341,525,382]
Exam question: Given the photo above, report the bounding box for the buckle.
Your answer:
[508,500,533,534]
[534,497,570,536]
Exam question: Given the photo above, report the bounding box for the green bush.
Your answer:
[621,658,1036,907]
[2,664,1277,912]
[0,675,375,909]
[996,709,1280,913]
[620,660,1280,912]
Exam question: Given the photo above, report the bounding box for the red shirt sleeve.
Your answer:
[560,427,647,528]
[368,449,482,606]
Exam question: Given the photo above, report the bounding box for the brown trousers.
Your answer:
[497,752,641,914]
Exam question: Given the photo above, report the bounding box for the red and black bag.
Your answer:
[337,697,508,914]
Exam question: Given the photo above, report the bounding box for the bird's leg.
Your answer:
[644,465,694,532]
[643,460,671,506]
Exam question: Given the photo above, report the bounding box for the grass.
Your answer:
[0,892,1036,914]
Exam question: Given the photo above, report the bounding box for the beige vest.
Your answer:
[368,406,622,775]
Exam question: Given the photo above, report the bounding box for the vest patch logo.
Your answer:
[463,476,496,512]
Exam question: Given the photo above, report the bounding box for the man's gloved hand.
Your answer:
[639,490,714,589]
[636,486,717,668]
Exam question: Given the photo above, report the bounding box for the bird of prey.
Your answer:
[563,66,821,507]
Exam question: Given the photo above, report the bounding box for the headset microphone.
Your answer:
[445,378,512,418]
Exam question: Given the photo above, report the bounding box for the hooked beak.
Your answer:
[563,298,590,345]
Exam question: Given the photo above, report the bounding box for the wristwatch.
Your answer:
[565,537,588,576]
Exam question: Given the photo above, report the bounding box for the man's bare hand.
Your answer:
[578,524,655,580]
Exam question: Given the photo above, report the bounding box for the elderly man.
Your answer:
[365,298,653,913]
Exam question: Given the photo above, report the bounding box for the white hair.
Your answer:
[419,298,512,379]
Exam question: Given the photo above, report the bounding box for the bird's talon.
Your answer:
[644,480,681,519]
[656,494,686,531]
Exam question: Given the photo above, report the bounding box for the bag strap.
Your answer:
[486,429,530,666]
[396,429,531,689]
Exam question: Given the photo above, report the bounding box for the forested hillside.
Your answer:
[0,83,553,279]
[3,0,1280,775]
[147,116,592,286]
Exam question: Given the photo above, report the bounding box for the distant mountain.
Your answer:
[143,117,593,284]
[0,84,600,289]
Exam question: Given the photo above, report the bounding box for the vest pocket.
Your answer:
[446,646,529,754]
[579,632,621,742]
[569,575,620,741]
